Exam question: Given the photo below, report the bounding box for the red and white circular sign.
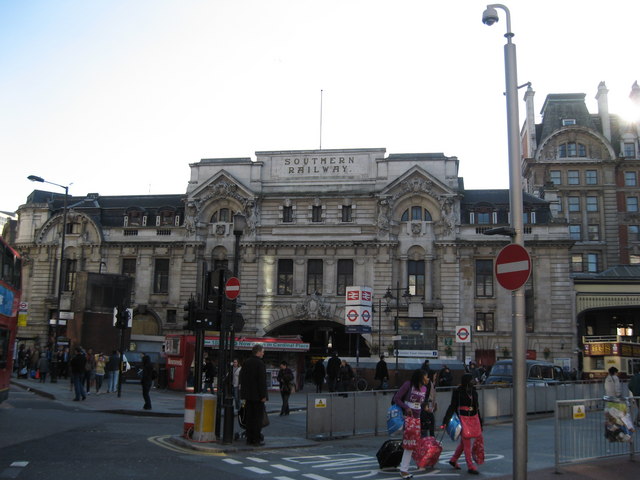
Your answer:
[495,244,532,290]
[456,326,471,343]
[225,277,241,300]
[346,309,359,322]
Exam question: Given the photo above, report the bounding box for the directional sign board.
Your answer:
[495,244,532,291]
[344,305,372,333]
[225,277,241,300]
[455,325,471,343]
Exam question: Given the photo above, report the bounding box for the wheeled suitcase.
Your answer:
[377,439,403,469]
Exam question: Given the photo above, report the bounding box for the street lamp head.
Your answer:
[482,5,499,26]
[233,212,247,235]
[28,175,45,183]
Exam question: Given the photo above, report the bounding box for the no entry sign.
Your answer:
[495,244,532,290]
[225,277,241,300]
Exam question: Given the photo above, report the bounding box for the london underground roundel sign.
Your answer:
[495,244,531,291]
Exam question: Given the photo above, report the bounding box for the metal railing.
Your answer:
[305,381,625,439]
[554,396,639,472]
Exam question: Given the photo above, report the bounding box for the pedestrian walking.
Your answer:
[312,359,325,393]
[438,365,453,387]
[70,347,87,401]
[239,344,268,446]
[420,369,438,437]
[393,369,429,479]
[604,366,622,397]
[442,373,483,475]
[232,359,242,410]
[141,354,155,410]
[628,367,640,426]
[84,348,96,394]
[106,350,120,393]
[94,353,106,394]
[337,359,354,392]
[37,351,50,383]
[326,351,341,392]
[203,356,217,394]
[277,360,294,416]
[374,354,389,389]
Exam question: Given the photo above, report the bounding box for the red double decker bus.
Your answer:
[0,236,21,403]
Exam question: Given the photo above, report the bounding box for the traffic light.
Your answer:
[115,306,130,329]
[183,298,196,331]
[196,308,220,330]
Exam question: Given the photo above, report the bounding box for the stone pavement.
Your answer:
[10,376,638,478]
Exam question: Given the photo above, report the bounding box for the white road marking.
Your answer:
[247,456,269,463]
[222,458,243,464]
[244,466,271,474]
[303,474,334,480]
[272,464,299,472]
[9,462,28,468]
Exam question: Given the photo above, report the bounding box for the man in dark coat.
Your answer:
[326,351,341,392]
[70,347,87,401]
[239,344,268,446]
[374,354,389,389]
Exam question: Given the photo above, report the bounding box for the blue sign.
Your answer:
[0,285,15,316]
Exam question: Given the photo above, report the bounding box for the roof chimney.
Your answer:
[523,85,537,157]
[596,81,611,141]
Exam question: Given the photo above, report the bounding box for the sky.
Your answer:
[1,0,639,213]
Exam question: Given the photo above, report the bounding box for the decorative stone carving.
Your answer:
[296,293,331,320]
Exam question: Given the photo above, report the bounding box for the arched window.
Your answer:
[210,208,230,223]
[401,206,433,221]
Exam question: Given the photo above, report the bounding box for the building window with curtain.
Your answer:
[336,259,353,296]
[408,260,425,296]
[277,259,293,295]
[307,259,323,295]
[311,205,322,223]
[475,312,494,332]
[341,205,353,223]
[122,258,136,277]
[571,254,583,273]
[282,205,293,223]
[63,259,77,292]
[153,259,169,294]
[475,259,493,298]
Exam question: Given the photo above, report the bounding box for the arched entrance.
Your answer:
[267,319,371,358]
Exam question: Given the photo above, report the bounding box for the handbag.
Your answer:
[402,416,421,450]
[472,434,485,464]
[262,404,270,427]
[446,412,462,441]
[387,404,404,435]
[459,412,482,439]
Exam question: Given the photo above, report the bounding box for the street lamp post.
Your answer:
[482,5,527,479]
[28,175,69,383]
[384,283,410,386]
[222,212,246,444]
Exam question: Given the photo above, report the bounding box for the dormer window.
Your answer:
[125,209,144,227]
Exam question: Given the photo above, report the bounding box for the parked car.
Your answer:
[484,359,566,386]
[122,352,164,384]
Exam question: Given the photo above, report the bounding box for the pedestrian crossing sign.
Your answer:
[315,398,327,408]
[572,405,586,419]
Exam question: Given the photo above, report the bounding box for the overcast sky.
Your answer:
[1,0,638,213]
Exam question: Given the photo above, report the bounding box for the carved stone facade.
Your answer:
[15,148,575,366]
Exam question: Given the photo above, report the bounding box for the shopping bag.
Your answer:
[402,416,420,450]
[472,435,485,465]
[262,404,270,427]
[412,436,443,468]
[386,404,404,435]
[446,412,462,441]
[460,413,482,439]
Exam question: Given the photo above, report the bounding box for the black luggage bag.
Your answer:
[376,439,403,469]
